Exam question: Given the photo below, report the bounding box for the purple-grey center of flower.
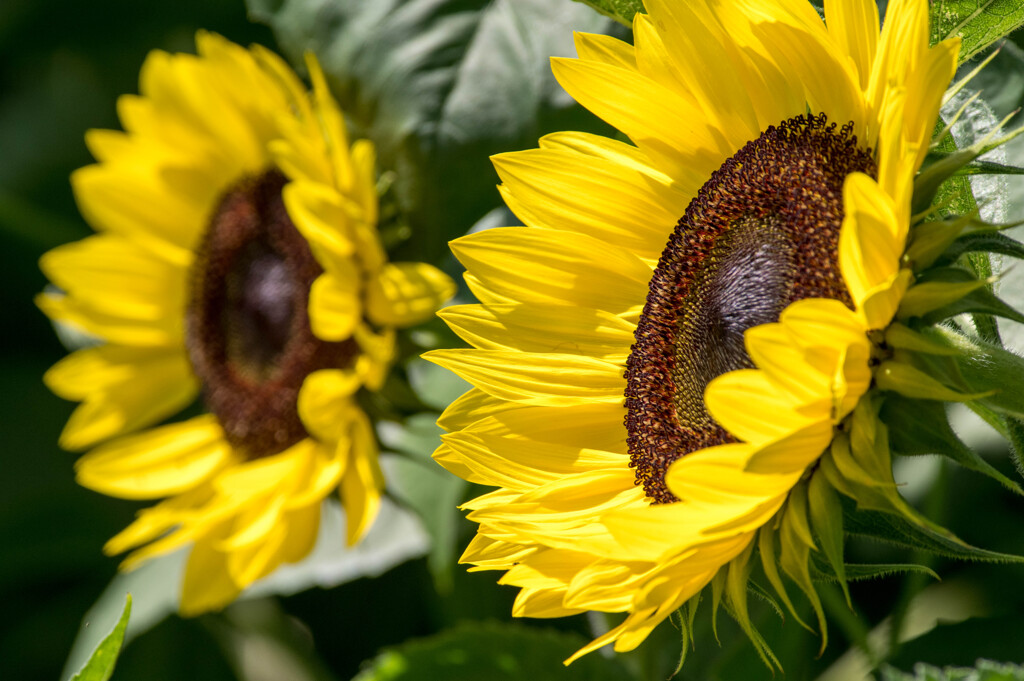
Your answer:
[186,170,357,458]
[624,113,876,504]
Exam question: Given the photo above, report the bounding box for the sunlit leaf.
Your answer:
[930,1,1024,63]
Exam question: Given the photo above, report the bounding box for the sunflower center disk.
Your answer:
[625,113,876,503]
[187,170,357,458]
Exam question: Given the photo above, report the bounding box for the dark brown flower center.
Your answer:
[624,113,876,503]
[186,170,357,458]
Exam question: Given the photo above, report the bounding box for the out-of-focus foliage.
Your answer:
[69,595,130,681]
[245,0,620,264]
[882,660,1024,681]
[352,622,636,681]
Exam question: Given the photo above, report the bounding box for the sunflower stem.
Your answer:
[885,459,949,661]
[1003,416,1024,481]
[818,583,877,667]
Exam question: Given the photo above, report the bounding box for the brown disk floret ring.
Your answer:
[187,170,358,459]
[625,114,877,504]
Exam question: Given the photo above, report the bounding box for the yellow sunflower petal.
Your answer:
[450,227,651,315]
[341,410,383,545]
[365,262,456,327]
[75,415,233,499]
[423,349,623,406]
[49,346,199,451]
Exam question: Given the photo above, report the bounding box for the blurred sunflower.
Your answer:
[39,32,454,614]
[426,0,1020,665]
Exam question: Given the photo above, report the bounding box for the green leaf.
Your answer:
[841,499,1024,563]
[69,594,131,681]
[351,622,637,681]
[882,395,1023,494]
[929,1,1024,64]
[882,660,1024,681]
[247,0,618,265]
[957,159,1024,176]
[570,0,643,27]
[378,413,468,591]
[809,556,939,584]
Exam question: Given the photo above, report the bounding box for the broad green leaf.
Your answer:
[929,1,1024,64]
[378,413,468,591]
[406,358,471,412]
[247,0,618,265]
[69,594,131,681]
[882,395,1023,493]
[351,622,637,681]
[570,0,643,27]
[882,660,1024,681]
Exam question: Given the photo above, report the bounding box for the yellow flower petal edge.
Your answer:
[40,32,454,614]
[427,0,960,665]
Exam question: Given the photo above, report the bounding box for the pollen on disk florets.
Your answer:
[625,113,877,503]
[186,170,358,459]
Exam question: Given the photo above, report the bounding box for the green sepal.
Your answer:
[876,360,992,402]
[882,395,1024,495]
[898,275,991,320]
[914,329,1024,424]
[778,484,827,653]
[757,523,811,631]
[827,405,961,544]
[905,215,973,271]
[936,231,1024,267]
[808,466,849,605]
[884,323,960,356]
[914,123,1024,214]
[669,596,699,679]
[900,267,1024,327]
[709,565,726,645]
[724,541,779,671]
[747,580,785,622]
[720,597,782,672]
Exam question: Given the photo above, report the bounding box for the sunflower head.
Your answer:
[39,33,454,613]
[427,0,1024,669]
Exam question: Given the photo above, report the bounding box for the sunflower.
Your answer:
[423,0,1013,665]
[39,32,455,614]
